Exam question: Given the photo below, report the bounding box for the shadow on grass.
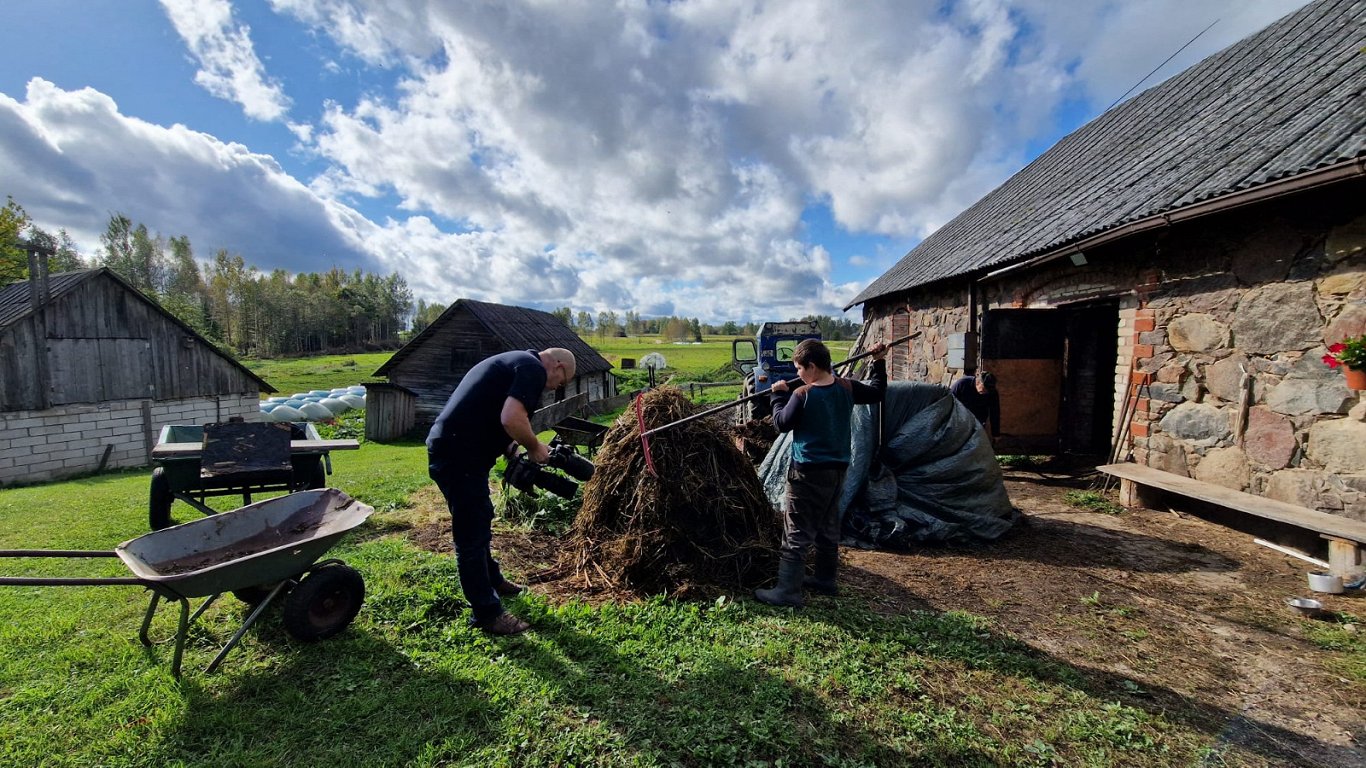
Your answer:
[146,627,503,767]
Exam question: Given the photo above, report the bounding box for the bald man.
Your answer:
[427,348,576,634]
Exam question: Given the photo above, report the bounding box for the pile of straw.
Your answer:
[567,387,781,595]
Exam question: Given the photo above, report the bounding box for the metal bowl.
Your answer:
[1286,596,1325,618]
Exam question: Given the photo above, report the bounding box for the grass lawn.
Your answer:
[0,343,1269,766]
[2,443,1269,767]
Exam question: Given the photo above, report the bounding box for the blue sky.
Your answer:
[0,0,1307,323]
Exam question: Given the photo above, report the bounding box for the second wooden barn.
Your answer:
[367,299,615,441]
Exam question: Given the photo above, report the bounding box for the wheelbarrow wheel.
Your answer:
[282,564,365,642]
[149,468,175,530]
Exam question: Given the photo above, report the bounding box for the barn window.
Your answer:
[450,340,487,372]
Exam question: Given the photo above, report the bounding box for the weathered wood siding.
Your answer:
[1,274,262,411]
[365,383,417,442]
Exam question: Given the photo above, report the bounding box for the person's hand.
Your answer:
[870,342,889,360]
[770,379,789,394]
[527,440,551,464]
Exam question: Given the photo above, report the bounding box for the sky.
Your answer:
[0,0,1310,324]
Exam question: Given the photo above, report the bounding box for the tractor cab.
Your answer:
[731,320,821,421]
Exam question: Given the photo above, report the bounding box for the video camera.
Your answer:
[503,437,595,499]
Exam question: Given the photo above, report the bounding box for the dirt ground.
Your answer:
[407,464,1366,766]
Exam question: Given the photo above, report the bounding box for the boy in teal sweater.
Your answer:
[756,339,887,607]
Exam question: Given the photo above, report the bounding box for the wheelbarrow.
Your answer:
[148,421,360,530]
[0,488,373,677]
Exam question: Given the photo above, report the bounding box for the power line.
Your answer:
[1104,18,1219,112]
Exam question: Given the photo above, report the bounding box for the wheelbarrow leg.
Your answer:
[205,579,291,674]
[138,591,163,646]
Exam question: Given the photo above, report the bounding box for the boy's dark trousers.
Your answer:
[757,463,846,606]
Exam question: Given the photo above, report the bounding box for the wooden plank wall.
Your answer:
[365,385,417,442]
[1,274,261,411]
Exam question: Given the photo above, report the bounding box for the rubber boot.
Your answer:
[805,549,839,596]
[754,556,805,608]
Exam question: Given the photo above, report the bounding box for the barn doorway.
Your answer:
[981,301,1119,456]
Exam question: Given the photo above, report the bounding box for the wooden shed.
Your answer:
[0,266,274,485]
[369,298,615,440]
[846,0,1365,520]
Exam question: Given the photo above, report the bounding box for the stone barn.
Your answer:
[846,0,1365,518]
[368,298,615,440]
[0,266,274,485]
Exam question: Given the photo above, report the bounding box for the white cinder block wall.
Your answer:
[0,395,259,486]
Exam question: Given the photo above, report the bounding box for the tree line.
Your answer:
[545,308,861,341]
[5,195,861,358]
[3,197,413,358]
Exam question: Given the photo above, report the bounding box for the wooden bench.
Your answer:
[1097,462,1366,578]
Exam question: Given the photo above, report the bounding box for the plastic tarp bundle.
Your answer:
[759,381,1018,547]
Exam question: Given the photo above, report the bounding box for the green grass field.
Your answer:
[0,340,1287,766]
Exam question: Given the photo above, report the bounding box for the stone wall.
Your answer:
[0,394,259,486]
[859,188,1366,519]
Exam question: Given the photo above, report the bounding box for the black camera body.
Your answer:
[503,438,595,499]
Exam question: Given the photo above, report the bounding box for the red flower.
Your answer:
[1323,353,1341,368]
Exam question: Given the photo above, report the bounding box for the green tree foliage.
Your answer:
[412,299,446,334]
[0,197,33,283]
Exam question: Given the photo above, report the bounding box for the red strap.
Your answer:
[634,393,658,478]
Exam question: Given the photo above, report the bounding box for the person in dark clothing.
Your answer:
[427,347,576,635]
[755,339,888,608]
[951,371,1000,439]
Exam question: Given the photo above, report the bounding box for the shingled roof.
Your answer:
[374,298,612,376]
[848,0,1365,309]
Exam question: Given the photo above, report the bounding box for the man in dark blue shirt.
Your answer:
[427,347,576,634]
[950,371,1000,440]
[756,339,887,607]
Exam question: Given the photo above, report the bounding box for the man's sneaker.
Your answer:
[482,612,530,635]
[494,579,526,597]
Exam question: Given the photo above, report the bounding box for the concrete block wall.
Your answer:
[0,394,259,486]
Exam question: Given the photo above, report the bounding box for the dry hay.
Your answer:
[567,386,781,596]
[729,416,778,464]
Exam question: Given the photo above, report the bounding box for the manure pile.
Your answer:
[730,416,778,464]
[568,387,781,595]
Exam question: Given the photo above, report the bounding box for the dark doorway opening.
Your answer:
[982,301,1119,456]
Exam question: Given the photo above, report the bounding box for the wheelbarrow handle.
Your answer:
[0,549,118,558]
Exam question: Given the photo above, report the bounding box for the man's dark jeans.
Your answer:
[429,461,509,625]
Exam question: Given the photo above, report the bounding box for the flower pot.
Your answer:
[1346,365,1366,391]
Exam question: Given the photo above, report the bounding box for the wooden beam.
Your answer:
[1097,462,1366,545]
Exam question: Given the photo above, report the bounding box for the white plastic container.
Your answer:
[1307,571,1344,594]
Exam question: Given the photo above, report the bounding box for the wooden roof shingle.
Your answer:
[374,298,613,377]
[849,0,1365,308]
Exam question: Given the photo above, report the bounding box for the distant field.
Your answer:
[243,352,392,395]
[243,336,856,396]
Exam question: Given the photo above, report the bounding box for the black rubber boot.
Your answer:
[755,556,805,608]
[805,549,839,596]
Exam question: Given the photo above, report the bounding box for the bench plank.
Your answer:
[1097,462,1366,545]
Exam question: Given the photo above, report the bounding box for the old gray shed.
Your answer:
[368,299,615,440]
[846,0,1365,518]
[0,267,274,485]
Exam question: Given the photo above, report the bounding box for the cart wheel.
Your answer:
[149,467,175,530]
[282,564,364,642]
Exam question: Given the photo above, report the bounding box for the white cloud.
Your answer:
[159,0,293,122]
[0,79,367,273]
[2,0,1310,323]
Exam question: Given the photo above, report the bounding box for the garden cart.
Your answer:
[148,420,360,530]
[0,488,372,677]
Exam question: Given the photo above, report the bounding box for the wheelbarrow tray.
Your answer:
[116,488,373,599]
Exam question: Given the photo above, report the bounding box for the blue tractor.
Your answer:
[731,320,822,423]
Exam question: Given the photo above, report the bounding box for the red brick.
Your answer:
[1133,317,1156,332]
[1130,370,1152,385]
[1135,397,1150,413]
[1129,421,1150,438]
[1134,308,1156,320]
[1132,343,1154,358]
